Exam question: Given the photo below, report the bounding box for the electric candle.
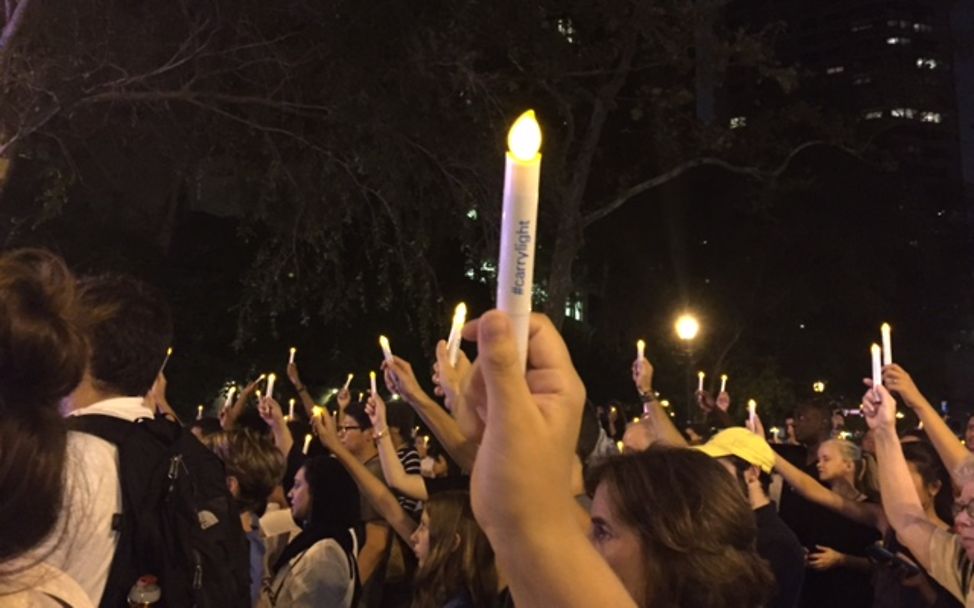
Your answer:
[446,303,468,367]
[265,374,276,400]
[197,405,203,419]
[497,109,542,370]
[748,399,757,429]
[288,398,295,419]
[224,386,237,409]
[312,406,323,418]
[697,371,705,392]
[636,339,645,360]
[871,343,882,389]
[302,434,312,455]
[343,373,354,391]
[289,347,296,365]
[370,371,377,395]
[881,323,893,367]
[158,346,173,376]
[720,374,728,393]
[379,336,393,363]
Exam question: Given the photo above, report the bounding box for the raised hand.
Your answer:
[716,391,731,412]
[433,339,471,410]
[860,382,897,430]
[382,355,428,405]
[286,361,302,388]
[336,387,351,410]
[696,390,716,414]
[631,356,654,397]
[882,364,924,407]
[365,391,388,433]
[311,407,341,451]
[745,410,766,438]
[258,395,285,428]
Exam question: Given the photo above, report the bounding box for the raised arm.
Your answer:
[258,395,294,457]
[884,364,968,482]
[286,362,318,420]
[221,375,261,429]
[387,351,478,472]
[463,311,637,608]
[632,355,687,447]
[366,390,428,501]
[864,383,935,569]
[772,451,882,530]
[311,411,418,545]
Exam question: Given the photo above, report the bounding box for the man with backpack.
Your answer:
[59,274,249,607]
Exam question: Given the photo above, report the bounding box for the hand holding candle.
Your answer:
[747,399,758,433]
[496,109,542,370]
[265,373,276,400]
[636,339,645,361]
[379,336,393,364]
[224,386,237,409]
[343,373,354,391]
[871,343,882,391]
[446,303,467,367]
[881,323,893,367]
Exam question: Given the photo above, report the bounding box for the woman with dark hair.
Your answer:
[312,411,500,607]
[0,249,90,607]
[587,447,774,607]
[774,436,959,606]
[262,456,363,608]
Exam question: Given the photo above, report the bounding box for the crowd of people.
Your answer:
[2,246,974,608]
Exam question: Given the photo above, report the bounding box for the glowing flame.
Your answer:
[507,110,542,162]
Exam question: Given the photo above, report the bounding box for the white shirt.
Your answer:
[262,539,356,608]
[0,560,95,608]
[41,397,155,605]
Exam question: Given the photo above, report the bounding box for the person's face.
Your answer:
[816,443,852,482]
[965,418,974,452]
[414,435,429,459]
[590,483,647,604]
[953,482,974,558]
[410,510,431,566]
[861,429,877,455]
[795,407,826,444]
[338,419,369,454]
[288,467,312,522]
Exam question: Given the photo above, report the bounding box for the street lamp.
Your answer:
[674,312,700,425]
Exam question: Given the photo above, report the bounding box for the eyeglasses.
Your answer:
[952,499,974,520]
[337,425,361,434]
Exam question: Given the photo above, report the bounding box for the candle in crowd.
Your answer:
[343,373,354,391]
[197,405,204,419]
[748,399,757,428]
[447,302,468,367]
[697,371,705,392]
[496,109,542,370]
[720,374,728,393]
[636,339,645,360]
[370,370,377,395]
[265,373,276,400]
[289,347,296,365]
[288,398,295,419]
[158,346,173,376]
[224,386,237,409]
[881,323,893,367]
[312,406,323,418]
[302,434,312,456]
[871,343,882,389]
[379,335,393,363]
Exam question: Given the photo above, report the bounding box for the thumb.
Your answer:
[477,311,534,425]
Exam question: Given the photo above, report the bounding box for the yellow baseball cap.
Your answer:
[695,427,775,473]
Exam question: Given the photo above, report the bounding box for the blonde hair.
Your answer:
[203,429,285,514]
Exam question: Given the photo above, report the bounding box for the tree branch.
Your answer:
[0,0,30,60]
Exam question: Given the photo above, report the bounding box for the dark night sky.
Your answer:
[953,0,974,196]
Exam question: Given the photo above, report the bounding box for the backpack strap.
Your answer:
[65,414,137,447]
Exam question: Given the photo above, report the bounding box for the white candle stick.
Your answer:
[881,323,893,367]
[302,434,312,456]
[289,347,296,365]
[343,373,354,391]
[720,374,728,393]
[636,339,645,360]
[379,336,393,363]
[370,370,377,395]
[697,371,705,392]
[446,303,468,367]
[496,109,542,370]
[871,343,882,389]
[748,399,757,428]
[224,386,237,409]
[197,405,204,420]
[288,398,295,419]
[158,346,173,376]
[312,406,323,418]
[265,373,276,400]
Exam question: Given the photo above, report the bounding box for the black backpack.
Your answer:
[68,414,250,608]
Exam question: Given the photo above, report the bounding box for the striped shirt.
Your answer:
[396,447,423,516]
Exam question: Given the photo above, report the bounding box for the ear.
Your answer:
[226,475,240,498]
[451,532,462,553]
[930,479,943,497]
[743,465,761,485]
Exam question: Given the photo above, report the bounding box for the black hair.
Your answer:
[344,401,373,431]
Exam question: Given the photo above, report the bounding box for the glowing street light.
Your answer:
[675,314,700,341]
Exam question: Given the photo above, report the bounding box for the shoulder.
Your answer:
[927,527,974,602]
[298,539,353,578]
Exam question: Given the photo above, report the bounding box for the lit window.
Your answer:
[890,108,916,119]
[920,111,942,123]
[863,110,883,120]
[826,65,845,74]
[564,294,584,322]
[916,57,938,69]
[729,116,747,129]
[886,37,911,45]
